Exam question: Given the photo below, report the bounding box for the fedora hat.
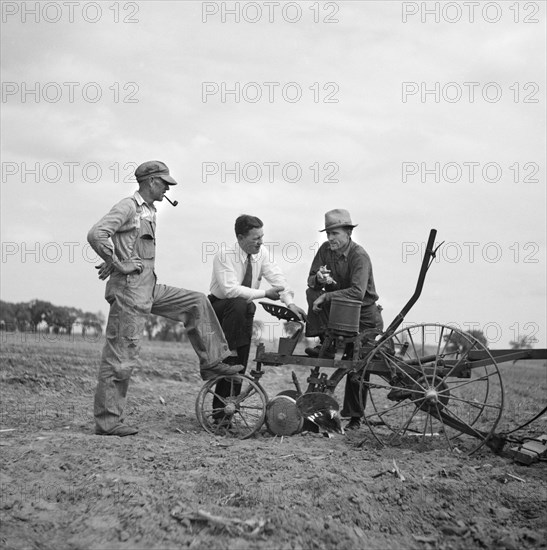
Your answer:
[320,209,358,232]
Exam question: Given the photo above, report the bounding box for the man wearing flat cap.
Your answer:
[305,208,383,430]
[87,160,241,437]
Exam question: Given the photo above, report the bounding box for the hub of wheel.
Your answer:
[414,376,450,411]
[224,401,237,416]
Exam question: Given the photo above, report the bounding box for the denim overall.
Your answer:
[94,213,230,432]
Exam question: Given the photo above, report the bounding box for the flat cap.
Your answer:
[134,160,178,185]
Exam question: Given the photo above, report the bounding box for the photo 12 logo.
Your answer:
[401,2,541,24]
[400,320,541,346]
[401,162,540,184]
[401,241,541,264]
[0,400,78,425]
[0,479,140,509]
[202,82,339,103]
[2,241,100,264]
[2,82,139,104]
[202,161,339,184]
[1,161,139,184]
[201,240,319,265]
[1,2,140,24]
[401,82,541,103]
[201,1,340,24]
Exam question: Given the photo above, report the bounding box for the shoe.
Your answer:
[213,417,233,431]
[95,424,138,437]
[387,388,412,401]
[345,418,362,431]
[304,345,335,359]
[341,343,355,360]
[200,362,243,381]
[387,376,413,401]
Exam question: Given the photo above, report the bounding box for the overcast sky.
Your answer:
[1,1,545,348]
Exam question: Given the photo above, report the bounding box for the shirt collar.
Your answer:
[333,239,352,259]
[236,242,253,262]
[133,191,157,212]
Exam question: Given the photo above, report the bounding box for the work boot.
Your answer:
[345,418,362,431]
[213,416,233,432]
[95,424,138,437]
[387,375,412,401]
[305,344,335,359]
[387,388,412,401]
[200,362,243,381]
[342,343,354,360]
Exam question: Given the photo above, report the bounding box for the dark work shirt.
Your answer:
[307,240,379,306]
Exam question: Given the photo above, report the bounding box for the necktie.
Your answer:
[241,254,252,287]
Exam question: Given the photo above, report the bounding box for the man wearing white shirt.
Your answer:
[209,214,306,372]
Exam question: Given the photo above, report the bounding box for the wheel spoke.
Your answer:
[359,323,503,454]
[421,409,434,444]
[407,331,427,381]
[440,392,502,411]
[439,403,486,440]
[439,327,454,358]
[206,388,228,405]
[397,402,423,437]
[363,377,417,393]
[439,372,498,393]
[366,394,426,421]
[234,409,252,429]
[381,350,428,382]
[235,384,257,403]
[432,325,445,381]
[440,332,476,379]
[435,402,454,451]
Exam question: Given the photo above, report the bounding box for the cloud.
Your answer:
[1,2,545,346]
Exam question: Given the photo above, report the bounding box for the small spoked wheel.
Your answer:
[195,374,268,439]
[358,323,504,454]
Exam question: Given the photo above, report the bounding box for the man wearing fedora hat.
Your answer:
[87,160,241,437]
[305,208,384,430]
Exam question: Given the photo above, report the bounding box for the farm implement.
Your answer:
[195,229,547,455]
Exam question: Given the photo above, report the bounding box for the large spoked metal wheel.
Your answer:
[195,374,268,439]
[358,323,504,454]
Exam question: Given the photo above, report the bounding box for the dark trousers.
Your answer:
[305,288,384,418]
[208,296,256,416]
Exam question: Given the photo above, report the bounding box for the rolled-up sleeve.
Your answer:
[87,198,135,262]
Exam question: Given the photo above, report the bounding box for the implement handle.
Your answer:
[379,229,438,343]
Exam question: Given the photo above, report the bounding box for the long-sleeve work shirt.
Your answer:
[87,192,155,263]
[307,240,379,306]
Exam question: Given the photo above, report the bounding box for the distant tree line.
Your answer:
[145,316,269,343]
[0,301,216,343]
[0,300,271,343]
[0,300,185,341]
[144,314,187,342]
[0,299,105,335]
